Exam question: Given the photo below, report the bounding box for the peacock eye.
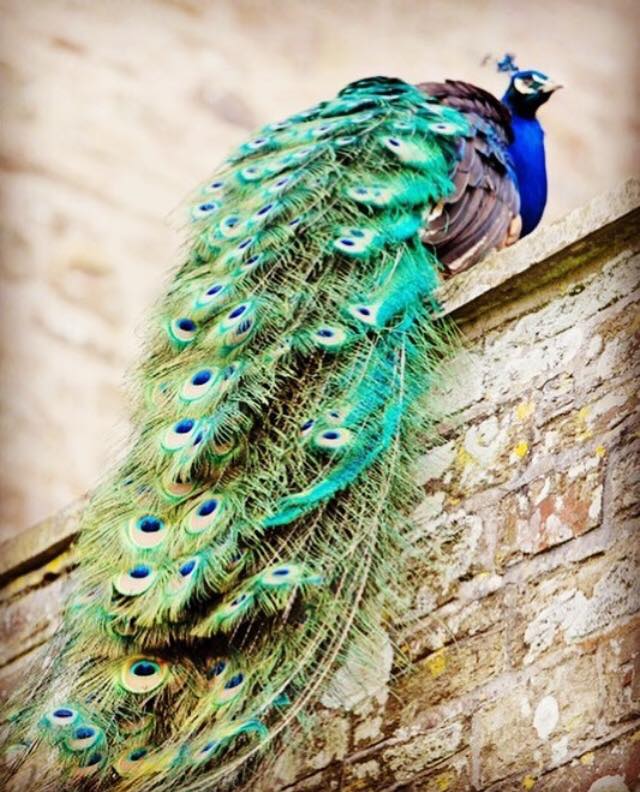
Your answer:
[132,661,157,677]
[179,559,197,577]
[224,673,244,689]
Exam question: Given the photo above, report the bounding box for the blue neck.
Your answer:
[502,95,548,236]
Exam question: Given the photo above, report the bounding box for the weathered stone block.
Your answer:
[403,587,507,658]
[484,726,640,792]
[472,652,602,786]
[596,616,640,729]
[495,456,605,567]
[392,629,506,723]
[510,549,640,668]
[380,719,465,785]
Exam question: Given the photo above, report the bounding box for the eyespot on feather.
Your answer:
[126,515,167,550]
[209,590,255,631]
[183,493,225,535]
[249,201,278,227]
[65,723,102,752]
[210,302,257,350]
[113,564,157,596]
[158,473,197,503]
[428,119,462,135]
[265,118,291,131]
[238,165,264,182]
[347,302,381,326]
[43,706,80,729]
[299,418,315,439]
[191,201,221,221]
[264,174,294,194]
[145,380,172,409]
[191,719,268,761]
[217,215,243,240]
[214,671,246,705]
[294,105,321,120]
[379,134,444,169]
[291,145,318,163]
[179,368,219,403]
[191,739,220,764]
[193,281,230,313]
[203,656,241,703]
[346,183,395,207]
[324,407,349,425]
[167,317,198,348]
[288,216,303,230]
[235,251,263,275]
[114,746,150,777]
[115,746,178,776]
[161,418,198,452]
[245,135,271,151]
[312,325,349,350]
[313,427,354,451]
[391,119,415,132]
[118,657,170,695]
[206,657,228,682]
[166,556,200,595]
[216,361,244,394]
[236,235,256,254]
[333,226,377,257]
[257,563,324,588]
[201,179,225,195]
[74,751,105,778]
[335,134,357,146]
[257,565,296,587]
[310,121,338,138]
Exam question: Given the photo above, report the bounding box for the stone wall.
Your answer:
[2,0,639,541]
[1,181,638,791]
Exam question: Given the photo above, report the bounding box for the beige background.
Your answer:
[1,0,638,541]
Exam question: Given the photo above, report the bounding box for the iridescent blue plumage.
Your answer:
[502,68,561,235]
[506,111,547,236]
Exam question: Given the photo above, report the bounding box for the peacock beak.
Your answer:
[541,80,563,94]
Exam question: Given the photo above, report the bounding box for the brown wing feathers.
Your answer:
[417,80,522,276]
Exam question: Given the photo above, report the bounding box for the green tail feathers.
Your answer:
[3,77,465,790]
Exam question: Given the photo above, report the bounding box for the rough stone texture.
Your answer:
[0,182,638,790]
[1,0,639,541]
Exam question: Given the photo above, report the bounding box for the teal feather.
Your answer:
[2,76,466,791]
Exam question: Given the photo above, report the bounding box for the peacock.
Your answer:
[1,56,560,791]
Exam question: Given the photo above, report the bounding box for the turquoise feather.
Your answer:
[3,76,465,791]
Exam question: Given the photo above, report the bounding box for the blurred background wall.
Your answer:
[0,0,638,541]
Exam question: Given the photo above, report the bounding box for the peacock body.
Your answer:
[2,65,559,791]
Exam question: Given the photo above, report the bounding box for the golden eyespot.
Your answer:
[118,657,170,694]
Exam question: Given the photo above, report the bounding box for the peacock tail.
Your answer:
[3,76,469,791]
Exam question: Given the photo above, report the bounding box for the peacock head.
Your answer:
[493,54,562,119]
[504,69,562,118]
[492,54,562,118]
